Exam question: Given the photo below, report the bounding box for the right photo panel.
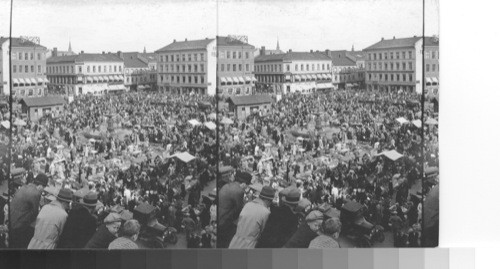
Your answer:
[216,0,439,248]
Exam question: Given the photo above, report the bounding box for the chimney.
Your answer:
[185,38,187,41]
[310,49,313,53]
[52,47,57,57]
[326,49,330,56]
[381,37,384,41]
[117,51,123,59]
[80,50,84,54]
[393,36,396,39]
[173,39,176,43]
[288,49,292,53]
[414,35,417,38]
[260,46,266,56]
[102,51,105,54]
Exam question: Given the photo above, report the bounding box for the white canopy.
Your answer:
[425,118,438,125]
[204,121,216,130]
[377,150,404,161]
[0,120,10,129]
[220,117,234,125]
[188,119,201,126]
[208,113,216,120]
[175,152,196,163]
[396,117,409,124]
[13,118,26,126]
[412,119,422,128]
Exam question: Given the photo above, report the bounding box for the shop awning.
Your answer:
[107,75,114,81]
[306,74,313,80]
[300,75,308,80]
[310,74,317,79]
[252,76,257,82]
[31,78,38,85]
[118,75,124,80]
[204,121,216,130]
[244,76,253,82]
[425,77,432,84]
[102,76,108,82]
[225,77,234,83]
[86,77,93,83]
[188,119,201,126]
[220,77,227,83]
[76,77,83,82]
[237,77,245,84]
[431,77,439,85]
[18,78,26,85]
[326,74,332,79]
[12,78,19,84]
[293,75,301,81]
[37,78,44,83]
[43,77,49,83]
[285,74,291,81]
[99,76,105,82]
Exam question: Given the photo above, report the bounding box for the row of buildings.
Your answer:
[0,35,439,98]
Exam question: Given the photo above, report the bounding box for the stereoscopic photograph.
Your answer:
[0,0,439,251]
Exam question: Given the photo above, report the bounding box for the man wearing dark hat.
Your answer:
[57,192,98,248]
[256,186,300,248]
[309,217,341,248]
[84,212,122,249]
[283,210,323,248]
[217,170,251,248]
[9,173,48,248]
[229,185,275,249]
[28,188,72,249]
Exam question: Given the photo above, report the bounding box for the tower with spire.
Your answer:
[276,37,280,51]
[68,40,72,53]
[143,46,146,53]
[351,44,354,52]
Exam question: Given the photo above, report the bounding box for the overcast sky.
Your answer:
[0,0,438,53]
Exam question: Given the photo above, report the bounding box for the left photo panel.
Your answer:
[0,0,218,249]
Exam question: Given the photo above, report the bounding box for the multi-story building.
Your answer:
[364,36,439,93]
[254,48,333,95]
[46,52,125,96]
[121,51,157,91]
[0,37,49,97]
[253,39,283,57]
[155,38,217,95]
[46,42,76,59]
[216,36,256,97]
[324,50,365,90]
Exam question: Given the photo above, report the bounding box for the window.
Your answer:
[384,53,387,59]
[432,64,436,71]
[385,74,388,81]
[19,53,22,60]
[402,63,406,70]
[396,63,399,70]
[188,54,191,61]
[385,63,388,70]
[93,66,96,72]
[409,51,413,59]
[30,53,34,60]
[426,64,430,72]
[239,64,242,71]
[312,64,315,71]
[287,65,290,71]
[306,64,309,71]
[233,64,236,72]
[409,74,413,81]
[246,64,249,72]
[188,76,191,83]
[87,66,90,73]
[396,52,399,59]
[238,52,242,59]
[245,52,249,59]
[200,64,204,72]
[25,65,28,73]
[403,74,406,81]
[38,53,41,60]
[227,51,231,59]
[182,54,185,61]
[114,66,117,72]
[374,53,377,60]
[233,52,236,59]
[402,51,406,59]
[301,64,304,71]
[119,66,122,72]
[391,74,394,81]
[79,66,82,73]
[13,65,16,73]
[397,74,400,81]
[25,53,28,60]
[38,65,41,73]
[201,76,204,83]
[295,64,298,71]
[200,53,204,61]
[221,64,224,71]
[98,66,101,72]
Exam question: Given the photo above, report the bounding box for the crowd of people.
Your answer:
[5,91,218,249]
[218,89,439,248]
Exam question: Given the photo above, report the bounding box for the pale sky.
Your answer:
[0,0,438,53]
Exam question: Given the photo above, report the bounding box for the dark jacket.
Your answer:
[256,204,298,248]
[283,222,318,248]
[84,224,117,249]
[57,206,98,249]
[218,182,245,228]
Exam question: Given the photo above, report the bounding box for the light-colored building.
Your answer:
[228,94,273,120]
[217,36,256,97]
[324,50,365,90]
[155,38,217,95]
[364,36,439,93]
[121,51,157,91]
[20,95,65,122]
[254,48,333,95]
[46,52,125,96]
[0,37,49,97]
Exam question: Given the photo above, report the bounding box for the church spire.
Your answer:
[276,36,280,51]
[68,40,72,52]
[351,44,354,52]
[143,46,146,53]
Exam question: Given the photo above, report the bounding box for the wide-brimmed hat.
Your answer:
[259,186,276,201]
[56,188,73,203]
[34,173,49,187]
[282,187,301,205]
[81,192,98,207]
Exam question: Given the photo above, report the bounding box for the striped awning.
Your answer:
[326,74,332,79]
[107,75,114,81]
[118,75,124,80]
[252,76,257,82]
[310,74,317,79]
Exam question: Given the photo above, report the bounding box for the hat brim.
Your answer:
[57,196,73,203]
[80,201,98,207]
[282,197,300,205]
[259,194,275,201]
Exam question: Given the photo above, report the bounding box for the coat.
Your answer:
[283,222,318,248]
[10,184,42,230]
[256,204,298,248]
[218,182,245,228]
[84,224,117,249]
[57,206,98,249]
[28,200,68,249]
[229,198,270,249]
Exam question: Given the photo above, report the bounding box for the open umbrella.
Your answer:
[204,121,217,130]
[0,120,9,129]
[425,118,438,125]
[188,119,201,126]
[220,117,234,125]
[13,118,26,126]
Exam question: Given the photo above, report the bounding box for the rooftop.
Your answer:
[255,51,332,63]
[324,50,357,66]
[217,36,254,48]
[363,36,439,51]
[122,52,149,68]
[155,38,214,52]
[228,94,273,106]
[0,37,47,49]
[47,53,124,64]
[21,96,66,107]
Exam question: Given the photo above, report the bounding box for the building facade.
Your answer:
[0,37,49,97]
[46,52,125,96]
[364,36,439,93]
[155,38,217,95]
[228,94,273,120]
[217,36,256,97]
[121,52,157,91]
[254,49,333,96]
[324,50,365,90]
[20,95,65,122]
